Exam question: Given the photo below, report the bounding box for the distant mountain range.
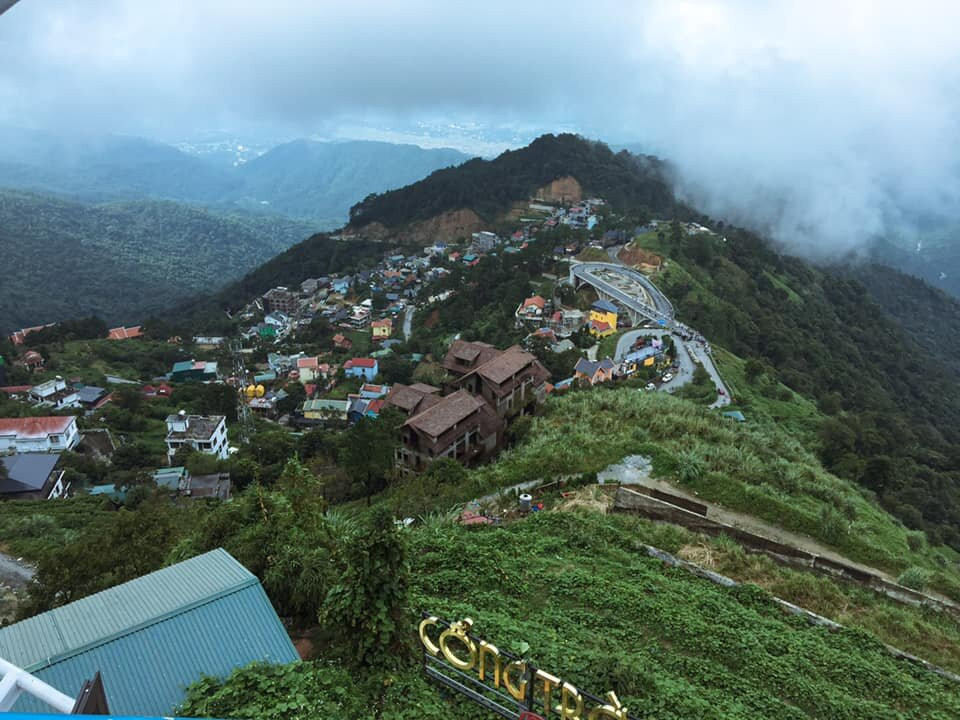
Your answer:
[0,127,472,226]
[0,128,472,331]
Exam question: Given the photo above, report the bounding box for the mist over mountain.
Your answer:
[0,127,471,226]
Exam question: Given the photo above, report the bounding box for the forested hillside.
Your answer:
[0,127,470,225]
[638,222,960,547]
[236,140,470,222]
[0,190,315,332]
[348,133,677,227]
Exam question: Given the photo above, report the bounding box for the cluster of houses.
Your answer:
[0,377,110,414]
[516,294,620,341]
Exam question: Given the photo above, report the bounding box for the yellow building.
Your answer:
[371,318,393,341]
[589,300,618,337]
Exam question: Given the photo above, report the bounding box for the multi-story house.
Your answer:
[395,389,502,471]
[164,411,228,463]
[0,416,80,454]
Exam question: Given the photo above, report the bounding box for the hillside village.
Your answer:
[2,179,960,719]
[0,194,732,505]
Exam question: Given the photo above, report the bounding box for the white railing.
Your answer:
[0,657,75,714]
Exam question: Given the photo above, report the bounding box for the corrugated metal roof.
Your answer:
[0,548,298,716]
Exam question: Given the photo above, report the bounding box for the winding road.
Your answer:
[569,261,674,327]
[615,329,730,409]
[583,244,730,408]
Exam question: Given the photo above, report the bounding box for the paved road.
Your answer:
[570,262,675,326]
[403,305,414,341]
[616,329,730,408]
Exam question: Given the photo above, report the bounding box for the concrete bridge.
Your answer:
[569,262,675,327]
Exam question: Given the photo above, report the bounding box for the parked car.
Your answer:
[718,387,725,395]
[645,383,656,391]
[662,373,674,383]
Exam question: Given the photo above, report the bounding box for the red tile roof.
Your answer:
[523,295,546,310]
[297,356,320,369]
[107,325,143,340]
[0,416,74,439]
[0,385,32,394]
[345,358,377,369]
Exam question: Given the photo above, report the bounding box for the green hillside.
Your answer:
[178,511,960,720]
[0,189,315,332]
[348,133,677,227]
[237,139,471,222]
[0,128,471,225]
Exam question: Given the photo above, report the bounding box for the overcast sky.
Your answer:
[2,0,960,254]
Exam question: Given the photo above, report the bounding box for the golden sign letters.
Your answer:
[419,616,628,720]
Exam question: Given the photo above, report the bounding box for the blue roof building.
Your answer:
[591,299,618,314]
[0,548,297,716]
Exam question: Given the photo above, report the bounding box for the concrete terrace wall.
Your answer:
[613,486,960,618]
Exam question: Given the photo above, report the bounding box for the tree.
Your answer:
[322,507,409,667]
[411,362,449,388]
[20,494,177,616]
[338,410,402,502]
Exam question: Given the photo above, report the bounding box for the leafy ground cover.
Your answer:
[386,389,960,600]
[179,511,960,719]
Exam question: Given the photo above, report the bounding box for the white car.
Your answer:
[645,383,656,391]
[662,373,674,383]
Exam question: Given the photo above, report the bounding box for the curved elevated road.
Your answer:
[570,261,674,327]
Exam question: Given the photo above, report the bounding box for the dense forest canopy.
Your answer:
[0,189,315,333]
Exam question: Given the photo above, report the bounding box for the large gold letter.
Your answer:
[478,641,502,686]
[418,616,440,656]
[587,691,628,720]
[558,682,584,720]
[439,627,477,671]
[535,669,562,716]
[503,660,529,701]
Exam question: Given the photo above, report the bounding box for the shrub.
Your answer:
[818,506,848,545]
[897,566,933,591]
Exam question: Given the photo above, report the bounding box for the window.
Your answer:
[49,435,60,444]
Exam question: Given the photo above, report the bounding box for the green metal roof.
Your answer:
[171,360,194,373]
[0,548,298,715]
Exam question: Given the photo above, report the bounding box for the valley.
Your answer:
[2,134,960,719]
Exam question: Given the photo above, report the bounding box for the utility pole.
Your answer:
[231,339,254,444]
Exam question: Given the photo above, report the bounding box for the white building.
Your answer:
[164,411,228,463]
[29,377,79,409]
[0,416,80,454]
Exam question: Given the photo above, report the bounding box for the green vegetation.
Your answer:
[0,189,315,332]
[178,512,960,719]
[636,220,960,549]
[403,389,960,597]
[348,133,676,227]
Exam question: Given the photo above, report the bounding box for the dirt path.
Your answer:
[0,551,35,589]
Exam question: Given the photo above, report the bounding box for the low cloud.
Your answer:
[2,0,959,254]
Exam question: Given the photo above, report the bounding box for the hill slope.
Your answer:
[235,139,471,223]
[347,132,676,228]
[0,127,471,225]
[0,190,315,332]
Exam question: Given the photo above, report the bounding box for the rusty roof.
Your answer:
[404,389,485,438]
[0,416,75,439]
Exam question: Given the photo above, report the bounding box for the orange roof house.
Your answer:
[107,326,143,340]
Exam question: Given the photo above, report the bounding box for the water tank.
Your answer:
[255,384,266,398]
[245,385,256,398]
[519,493,532,512]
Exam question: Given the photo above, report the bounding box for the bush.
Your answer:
[817,506,848,545]
[897,566,933,591]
